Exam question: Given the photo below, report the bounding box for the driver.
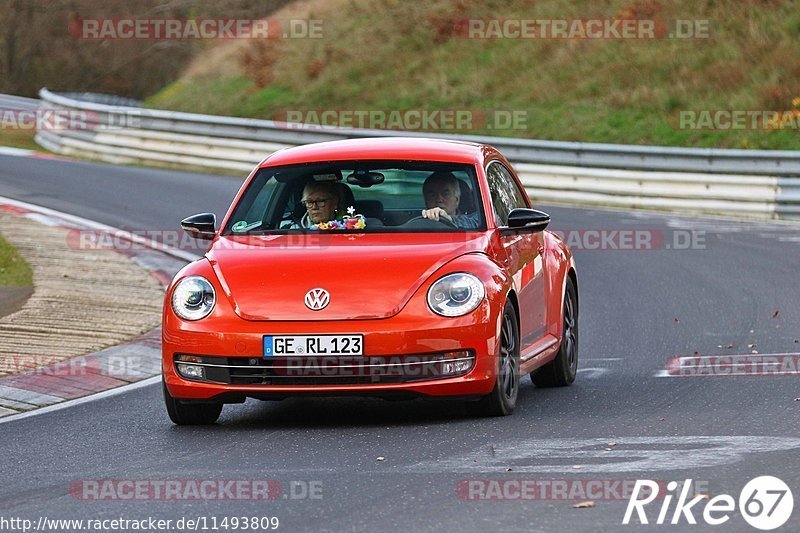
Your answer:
[420,172,479,228]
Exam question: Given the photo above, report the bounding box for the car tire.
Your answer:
[466,300,520,417]
[532,277,578,387]
[163,379,223,425]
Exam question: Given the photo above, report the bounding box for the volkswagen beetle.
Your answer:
[162,137,578,424]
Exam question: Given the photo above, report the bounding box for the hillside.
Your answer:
[145,0,800,149]
[0,0,292,98]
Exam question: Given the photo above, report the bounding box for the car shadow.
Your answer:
[195,377,545,430]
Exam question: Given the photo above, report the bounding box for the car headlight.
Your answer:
[171,276,216,321]
[427,273,485,317]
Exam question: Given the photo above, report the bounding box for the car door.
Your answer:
[486,161,547,354]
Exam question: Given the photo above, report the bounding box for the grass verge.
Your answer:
[0,232,33,286]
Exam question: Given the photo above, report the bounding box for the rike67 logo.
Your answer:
[624,476,793,530]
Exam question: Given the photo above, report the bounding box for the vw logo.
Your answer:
[304,288,330,311]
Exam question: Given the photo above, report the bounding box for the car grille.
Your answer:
[174,353,475,386]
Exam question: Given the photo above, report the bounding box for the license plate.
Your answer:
[263,335,363,357]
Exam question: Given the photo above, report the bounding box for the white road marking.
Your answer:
[0,376,160,425]
[0,195,200,262]
[577,367,608,379]
[0,146,35,157]
[407,436,800,474]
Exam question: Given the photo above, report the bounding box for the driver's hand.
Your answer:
[421,207,453,222]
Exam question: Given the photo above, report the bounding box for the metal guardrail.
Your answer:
[35,88,800,220]
[0,93,40,111]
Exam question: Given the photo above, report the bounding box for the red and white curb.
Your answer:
[0,196,196,422]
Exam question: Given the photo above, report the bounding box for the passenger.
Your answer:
[420,172,480,228]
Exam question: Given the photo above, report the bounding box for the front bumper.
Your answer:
[163,300,500,401]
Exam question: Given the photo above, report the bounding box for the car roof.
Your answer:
[260,137,492,167]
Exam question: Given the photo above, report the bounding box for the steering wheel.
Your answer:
[404,215,458,228]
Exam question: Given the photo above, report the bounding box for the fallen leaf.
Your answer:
[772,310,780,318]
[573,501,595,509]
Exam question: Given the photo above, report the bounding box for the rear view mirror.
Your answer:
[347,170,385,187]
[181,212,217,240]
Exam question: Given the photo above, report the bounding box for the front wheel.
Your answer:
[466,300,520,417]
[532,276,578,387]
[163,379,222,425]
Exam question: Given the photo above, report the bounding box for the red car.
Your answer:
[162,138,578,424]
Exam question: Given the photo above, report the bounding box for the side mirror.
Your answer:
[181,213,216,241]
[506,208,550,232]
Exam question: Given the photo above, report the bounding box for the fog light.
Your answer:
[441,360,473,374]
[176,363,205,380]
[440,351,474,375]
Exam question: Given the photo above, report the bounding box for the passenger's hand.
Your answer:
[421,207,453,222]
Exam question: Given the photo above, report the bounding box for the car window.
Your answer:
[223,161,485,234]
[486,161,529,226]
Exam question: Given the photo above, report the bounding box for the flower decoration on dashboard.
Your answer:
[310,206,367,231]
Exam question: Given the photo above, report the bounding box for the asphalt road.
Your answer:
[1,153,799,532]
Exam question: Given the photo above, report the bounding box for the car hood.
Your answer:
[207,232,489,321]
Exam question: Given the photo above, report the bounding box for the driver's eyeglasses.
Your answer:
[300,198,331,208]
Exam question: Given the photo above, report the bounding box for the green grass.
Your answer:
[0,129,39,151]
[144,0,800,150]
[0,233,33,286]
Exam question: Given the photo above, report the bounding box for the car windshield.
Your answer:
[223,160,485,234]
